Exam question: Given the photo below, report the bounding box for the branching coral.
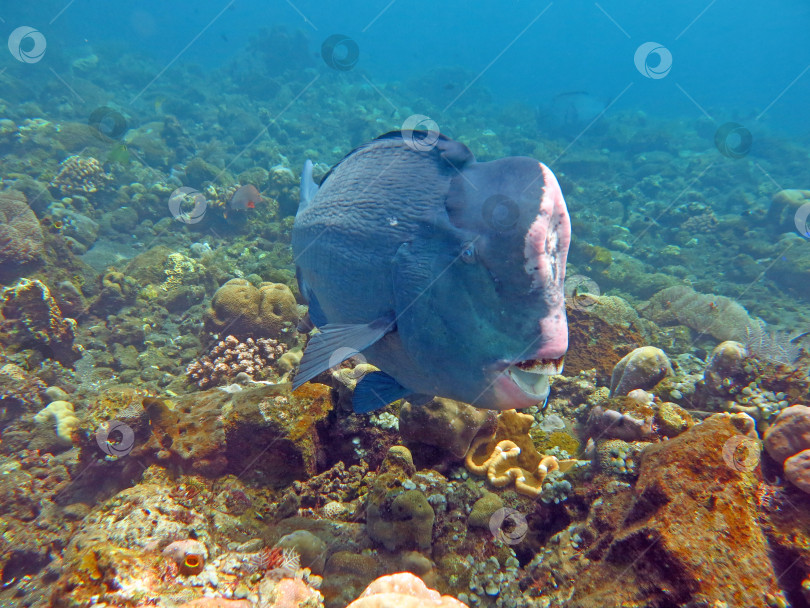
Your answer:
[186,335,287,388]
[49,155,111,195]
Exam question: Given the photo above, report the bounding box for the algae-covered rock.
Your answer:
[275,529,327,575]
[399,397,496,459]
[366,488,435,552]
[77,382,333,486]
[559,413,778,606]
[609,346,672,397]
[467,491,503,529]
[366,447,435,552]
[564,297,647,379]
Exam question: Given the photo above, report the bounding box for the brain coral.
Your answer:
[204,278,298,344]
[0,191,44,265]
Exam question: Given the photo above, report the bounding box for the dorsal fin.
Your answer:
[298,159,319,212]
[317,131,475,186]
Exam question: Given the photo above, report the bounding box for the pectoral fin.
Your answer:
[352,371,410,413]
[292,313,395,389]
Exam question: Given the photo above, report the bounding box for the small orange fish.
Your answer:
[228,184,262,211]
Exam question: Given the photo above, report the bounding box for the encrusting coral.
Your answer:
[464,410,579,497]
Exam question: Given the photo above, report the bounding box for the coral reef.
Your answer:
[1,278,82,365]
[2,28,810,608]
[186,334,288,388]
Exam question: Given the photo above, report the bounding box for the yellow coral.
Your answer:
[34,400,79,444]
[465,410,578,497]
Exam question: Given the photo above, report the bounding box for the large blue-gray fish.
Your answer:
[291,131,571,412]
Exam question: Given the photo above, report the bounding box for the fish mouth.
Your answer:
[506,357,564,399]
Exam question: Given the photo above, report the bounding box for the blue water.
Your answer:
[5,0,809,134]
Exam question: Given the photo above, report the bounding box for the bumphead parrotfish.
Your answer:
[291,131,571,412]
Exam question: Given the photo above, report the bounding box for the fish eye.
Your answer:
[460,242,476,263]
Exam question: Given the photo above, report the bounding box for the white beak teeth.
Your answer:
[506,357,564,399]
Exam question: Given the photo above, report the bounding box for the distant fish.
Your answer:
[228,184,262,211]
[106,143,130,165]
[542,91,608,133]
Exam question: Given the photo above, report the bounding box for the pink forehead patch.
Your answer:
[523,163,571,358]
